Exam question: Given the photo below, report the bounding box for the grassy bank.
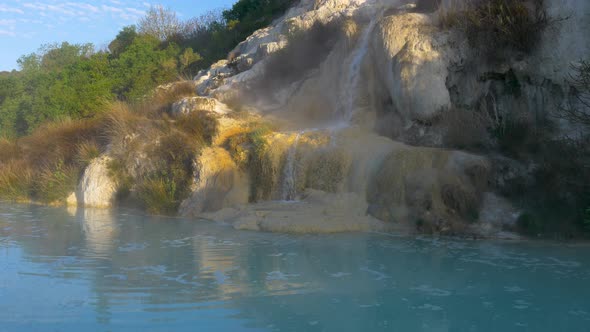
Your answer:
[0,81,217,214]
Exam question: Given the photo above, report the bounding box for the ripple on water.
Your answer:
[2,202,590,332]
[411,285,452,297]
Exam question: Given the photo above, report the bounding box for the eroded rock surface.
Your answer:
[158,0,588,237]
[75,156,117,208]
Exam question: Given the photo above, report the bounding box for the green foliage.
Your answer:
[133,129,202,215]
[222,0,298,44]
[137,177,179,215]
[107,158,134,200]
[109,34,180,100]
[108,26,138,58]
[245,125,275,202]
[0,0,296,137]
[34,160,79,203]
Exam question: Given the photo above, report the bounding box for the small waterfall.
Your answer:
[340,9,383,123]
[281,132,302,201]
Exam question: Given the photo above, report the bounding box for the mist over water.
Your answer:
[1,202,589,331]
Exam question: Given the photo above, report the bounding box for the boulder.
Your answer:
[75,156,117,208]
[371,12,454,121]
[171,96,231,115]
[179,147,250,217]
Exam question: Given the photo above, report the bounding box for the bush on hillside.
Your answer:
[0,88,218,212]
[439,0,553,59]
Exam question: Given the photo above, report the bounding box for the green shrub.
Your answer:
[137,176,179,215]
[34,160,79,203]
[107,158,134,200]
[246,125,276,202]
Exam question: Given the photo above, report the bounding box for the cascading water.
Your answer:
[340,8,384,124]
[281,132,303,201]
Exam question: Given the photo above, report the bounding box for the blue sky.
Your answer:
[0,0,237,71]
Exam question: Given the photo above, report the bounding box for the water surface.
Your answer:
[0,203,589,331]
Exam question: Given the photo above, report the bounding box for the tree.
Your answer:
[110,34,180,100]
[17,53,41,72]
[138,6,181,41]
[179,48,202,76]
[109,25,138,58]
[39,42,94,71]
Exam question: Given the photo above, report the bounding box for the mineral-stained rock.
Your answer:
[76,156,117,208]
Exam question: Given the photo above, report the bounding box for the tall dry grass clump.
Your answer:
[0,160,34,201]
[0,138,19,162]
[0,118,109,203]
[439,0,553,59]
[103,96,218,215]
[134,80,197,117]
[0,79,215,210]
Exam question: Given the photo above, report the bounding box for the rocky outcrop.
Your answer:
[73,0,584,237]
[171,96,231,115]
[202,189,403,233]
[371,12,455,121]
[74,156,117,208]
[179,147,250,217]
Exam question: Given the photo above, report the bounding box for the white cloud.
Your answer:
[0,4,25,14]
[66,3,99,14]
[102,5,123,13]
[0,19,17,26]
[0,30,16,36]
[125,7,144,16]
[23,3,78,16]
[23,3,46,11]
[46,4,76,16]
[17,18,43,24]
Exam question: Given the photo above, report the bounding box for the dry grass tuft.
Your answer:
[34,160,79,203]
[137,177,179,215]
[135,80,197,117]
[0,160,33,201]
[19,118,107,168]
[439,0,554,59]
[175,111,218,145]
[76,141,102,167]
[0,79,214,210]
[0,138,20,164]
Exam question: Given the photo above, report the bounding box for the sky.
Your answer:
[0,0,237,71]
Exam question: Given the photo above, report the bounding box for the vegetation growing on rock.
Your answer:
[0,0,297,137]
